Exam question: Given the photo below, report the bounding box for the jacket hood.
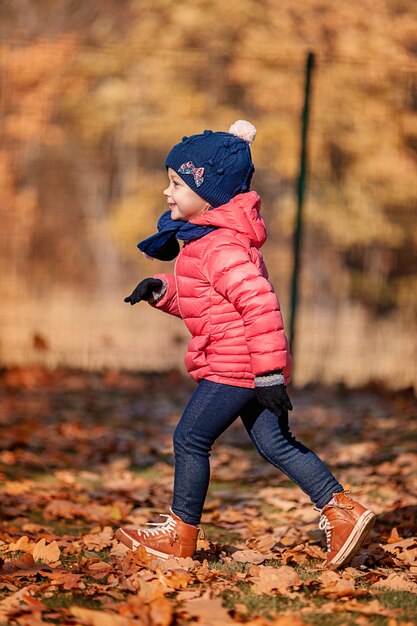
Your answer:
[190,191,266,249]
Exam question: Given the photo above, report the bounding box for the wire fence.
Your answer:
[0,39,416,390]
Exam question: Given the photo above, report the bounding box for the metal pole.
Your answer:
[289,51,315,361]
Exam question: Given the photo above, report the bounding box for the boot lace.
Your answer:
[318,513,334,552]
[315,505,335,552]
[315,491,351,553]
[141,514,177,538]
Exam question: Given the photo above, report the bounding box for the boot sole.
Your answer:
[326,510,376,570]
[115,528,170,560]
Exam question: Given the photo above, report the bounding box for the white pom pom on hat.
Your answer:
[228,120,257,145]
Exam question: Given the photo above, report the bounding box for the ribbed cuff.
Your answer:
[254,371,285,387]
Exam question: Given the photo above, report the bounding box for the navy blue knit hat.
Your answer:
[165,120,256,208]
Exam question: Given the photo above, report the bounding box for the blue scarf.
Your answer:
[137,210,217,261]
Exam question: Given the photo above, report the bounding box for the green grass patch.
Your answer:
[130,465,168,479]
[208,560,249,574]
[41,591,101,610]
[222,587,305,616]
[208,480,255,493]
[58,553,83,568]
[2,550,26,560]
[221,586,392,626]
[291,563,323,582]
[303,614,386,626]
[203,524,243,546]
[26,510,93,536]
[92,548,113,563]
[374,590,417,614]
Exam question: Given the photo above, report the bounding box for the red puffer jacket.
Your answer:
[152,191,292,388]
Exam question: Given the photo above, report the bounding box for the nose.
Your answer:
[163,184,170,197]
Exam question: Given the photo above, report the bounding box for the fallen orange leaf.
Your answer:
[69,606,133,626]
[372,572,417,594]
[32,539,60,564]
[231,548,274,564]
[82,526,114,551]
[387,527,403,543]
[246,534,277,553]
[157,568,194,589]
[4,536,33,554]
[40,569,86,590]
[250,565,301,597]
[183,592,235,625]
[150,596,173,626]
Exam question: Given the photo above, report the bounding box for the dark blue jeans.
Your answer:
[172,379,343,525]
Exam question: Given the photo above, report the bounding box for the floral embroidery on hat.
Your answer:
[178,161,205,187]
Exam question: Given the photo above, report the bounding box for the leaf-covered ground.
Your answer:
[0,367,416,626]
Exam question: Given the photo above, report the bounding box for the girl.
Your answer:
[116,121,376,570]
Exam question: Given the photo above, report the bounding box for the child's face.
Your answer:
[164,168,210,221]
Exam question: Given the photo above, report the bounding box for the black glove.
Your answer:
[124,278,163,305]
[254,369,293,417]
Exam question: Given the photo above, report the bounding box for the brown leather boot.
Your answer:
[115,510,200,560]
[318,490,376,570]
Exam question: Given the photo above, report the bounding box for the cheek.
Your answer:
[173,188,183,202]
[176,191,190,209]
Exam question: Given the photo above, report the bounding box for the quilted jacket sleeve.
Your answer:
[202,237,288,375]
[149,273,182,318]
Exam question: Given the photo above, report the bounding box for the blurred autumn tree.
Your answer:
[0,0,416,386]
